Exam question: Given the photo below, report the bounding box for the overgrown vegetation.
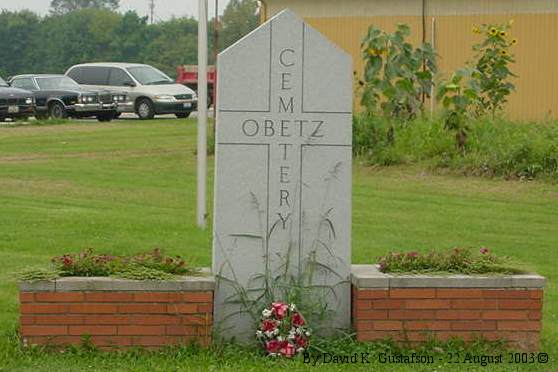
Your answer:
[17,249,199,281]
[353,115,558,180]
[355,21,549,180]
[377,247,525,275]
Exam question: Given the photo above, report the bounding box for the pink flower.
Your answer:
[407,251,419,258]
[62,256,73,266]
[292,312,305,327]
[480,247,489,255]
[266,340,280,353]
[272,302,288,319]
[279,342,296,358]
[262,319,276,332]
[295,335,307,348]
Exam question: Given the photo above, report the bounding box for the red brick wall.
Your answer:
[352,287,543,350]
[20,291,213,349]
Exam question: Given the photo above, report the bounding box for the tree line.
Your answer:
[0,0,259,79]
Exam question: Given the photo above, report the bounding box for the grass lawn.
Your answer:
[0,119,556,371]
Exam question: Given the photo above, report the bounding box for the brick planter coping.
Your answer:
[352,265,546,289]
[18,272,214,349]
[351,265,546,350]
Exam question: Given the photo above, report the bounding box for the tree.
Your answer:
[142,17,198,77]
[39,9,120,73]
[0,10,42,77]
[50,0,119,15]
[110,11,149,62]
[220,0,259,49]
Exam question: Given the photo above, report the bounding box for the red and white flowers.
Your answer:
[256,302,311,358]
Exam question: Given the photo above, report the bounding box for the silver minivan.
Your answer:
[65,63,198,119]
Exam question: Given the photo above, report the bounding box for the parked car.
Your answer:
[10,75,125,121]
[65,63,198,120]
[0,76,35,121]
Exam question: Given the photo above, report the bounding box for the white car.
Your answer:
[66,62,198,119]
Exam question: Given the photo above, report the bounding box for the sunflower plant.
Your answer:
[471,21,517,117]
[437,68,480,151]
[360,24,437,121]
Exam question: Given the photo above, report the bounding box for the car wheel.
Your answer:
[113,113,122,119]
[136,99,155,120]
[49,102,68,119]
[0,117,5,122]
[176,112,191,119]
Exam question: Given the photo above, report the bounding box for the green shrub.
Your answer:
[377,247,525,275]
[353,114,558,181]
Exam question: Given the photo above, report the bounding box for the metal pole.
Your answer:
[213,0,218,126]
[148,0,154,24]
[197,0,208,229]
[430,17,436,118]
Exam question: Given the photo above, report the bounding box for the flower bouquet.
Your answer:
[256,302,311,358]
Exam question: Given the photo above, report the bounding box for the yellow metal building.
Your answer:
[260,0,558,120]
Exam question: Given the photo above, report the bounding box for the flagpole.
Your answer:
[197,0,208,229]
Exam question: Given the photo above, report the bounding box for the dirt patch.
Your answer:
[0,147,185,164]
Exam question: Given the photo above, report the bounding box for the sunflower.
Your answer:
[489,27,498,36]
[472,26,480,34]
[500,30,507,37]
[500,50,508,56]
[511,38,518,45]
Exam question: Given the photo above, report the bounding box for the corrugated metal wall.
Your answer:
[264,0,558,120]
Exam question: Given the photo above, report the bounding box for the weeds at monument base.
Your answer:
[214,198,349,343]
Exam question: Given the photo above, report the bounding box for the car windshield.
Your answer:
[36,76,80,90]
[0,77,8,87]
[127,66,173,85]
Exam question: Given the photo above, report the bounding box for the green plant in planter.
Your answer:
[471,21,517,117]
[360,24,437,121]
[17,248,198,281]
[377,247,525,275]
[16,268,62,282]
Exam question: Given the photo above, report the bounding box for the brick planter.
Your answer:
[18,274,214,350]
[352,265,545,350]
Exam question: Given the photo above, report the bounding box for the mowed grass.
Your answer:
[0,119,557,371]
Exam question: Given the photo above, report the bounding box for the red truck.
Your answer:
[176,65,216,107]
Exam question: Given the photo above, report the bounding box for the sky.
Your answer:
[0,0,231,21]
